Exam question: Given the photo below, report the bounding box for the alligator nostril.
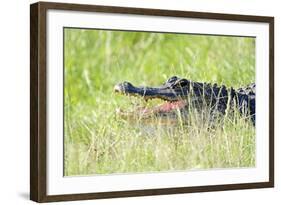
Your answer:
[114,84,122,92]
[123,82,133,87]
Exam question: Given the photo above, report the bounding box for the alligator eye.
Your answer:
[166,76,179,84]
[173,79,189,88]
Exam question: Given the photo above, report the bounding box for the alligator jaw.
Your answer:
[114,77,190,119]
[114,83,179,101]
[114,77,190,101]
[116,99,187,120]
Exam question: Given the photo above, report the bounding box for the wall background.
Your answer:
[0,0,279,204]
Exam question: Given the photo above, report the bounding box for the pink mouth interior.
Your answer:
[139,100,187,114]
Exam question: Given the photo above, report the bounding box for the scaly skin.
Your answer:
[114,76,255,125]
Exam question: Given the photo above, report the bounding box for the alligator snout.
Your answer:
[114,82,136,94]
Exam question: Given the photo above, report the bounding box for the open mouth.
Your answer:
[115,99,187,119]
[114,76,189,119]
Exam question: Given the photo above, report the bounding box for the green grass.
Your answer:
[64,28,256,176]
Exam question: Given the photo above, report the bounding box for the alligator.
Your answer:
[114,76,256,125]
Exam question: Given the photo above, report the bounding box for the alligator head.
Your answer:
[114,76,191,119]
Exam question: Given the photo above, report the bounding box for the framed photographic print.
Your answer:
[30,1,274,202]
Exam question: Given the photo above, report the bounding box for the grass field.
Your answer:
[64,28,256,176]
